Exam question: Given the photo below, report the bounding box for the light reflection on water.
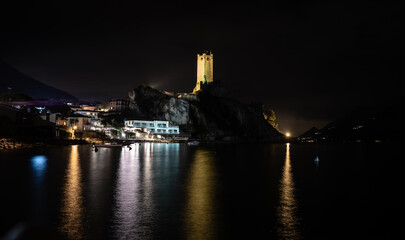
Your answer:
[31,155,47,180]
[113,144,141,239]
[1,143,396,239]
[30,155,47,221]
[112,143,158,239]
[277,143,301,239]
[60,145,85,239]
[184,149,217,240]
[142,143,154,218]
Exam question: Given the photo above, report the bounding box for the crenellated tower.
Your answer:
[193,51,213,93]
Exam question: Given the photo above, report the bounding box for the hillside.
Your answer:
[298,99,405,142]
[127,85,284,142]
[0,61,77,101]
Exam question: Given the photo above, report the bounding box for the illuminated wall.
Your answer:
[193,52,213,93]
[124,120,180,134]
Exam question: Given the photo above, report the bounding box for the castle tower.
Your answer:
[193,51,213,93]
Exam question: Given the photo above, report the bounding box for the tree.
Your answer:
[110,129,118,138]
[111,118,124,129]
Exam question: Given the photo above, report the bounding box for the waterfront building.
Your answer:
[66,114,92,132]
[124,120,180,134]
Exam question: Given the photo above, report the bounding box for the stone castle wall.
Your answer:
[194,52,213,93]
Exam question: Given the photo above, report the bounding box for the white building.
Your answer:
[74,109,100,119]
[124,120,180,134]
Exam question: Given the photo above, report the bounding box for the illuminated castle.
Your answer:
[193,51,213,93]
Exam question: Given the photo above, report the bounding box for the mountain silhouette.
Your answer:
[0,61,77,101]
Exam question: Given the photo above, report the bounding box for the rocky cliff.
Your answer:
[128,85,284,142]
[128,85,190,125]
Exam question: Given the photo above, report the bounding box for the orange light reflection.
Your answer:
[184,150,217,240]
[60,145,85,239]
[277,143,300,239]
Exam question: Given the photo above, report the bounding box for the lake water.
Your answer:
[0,143,403,239]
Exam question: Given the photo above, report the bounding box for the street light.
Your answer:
[73,126,77,139]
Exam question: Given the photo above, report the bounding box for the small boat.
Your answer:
[187,141,200,146]
[95,143,123,148]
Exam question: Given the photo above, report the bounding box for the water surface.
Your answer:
[0,143,403,239]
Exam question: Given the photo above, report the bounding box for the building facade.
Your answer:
[74,109,100,119]
[124,120,180,134]
[109,99,129,111]
[66,115,92,132]
[193,52,213,93]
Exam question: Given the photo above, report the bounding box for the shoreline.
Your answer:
[1,137,293,150]
[0,138,88,150]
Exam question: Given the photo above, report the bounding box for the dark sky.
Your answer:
[1,1,403,135]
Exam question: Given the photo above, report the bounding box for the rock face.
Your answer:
[128,90,139,111]
[129,85,283,142]
[190,90,283,141]
[129,85,189,126]
[163,97,189,125]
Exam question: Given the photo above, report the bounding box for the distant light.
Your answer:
[286,132,291,137]
[73,126,77,130]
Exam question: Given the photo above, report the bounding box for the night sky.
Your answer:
[1,1,403,135]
